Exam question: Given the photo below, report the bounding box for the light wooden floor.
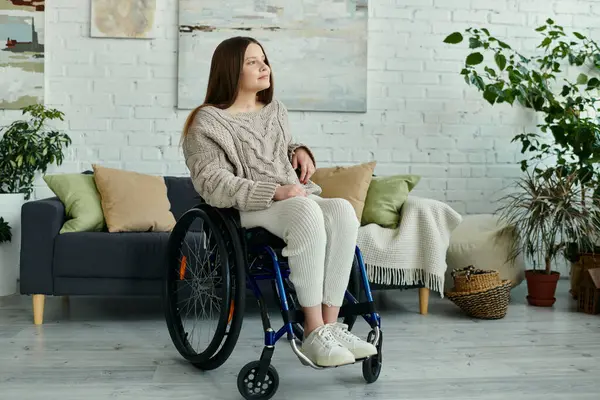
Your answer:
[1,279,599,400]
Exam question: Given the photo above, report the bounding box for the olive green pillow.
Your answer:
[43,174,106,234]
[361,175,421,229]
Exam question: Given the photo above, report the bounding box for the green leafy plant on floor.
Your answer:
[0,217,11,244]
[0,104,72,200]
[443,19,600,198]
[496,169,600,274]
[444,19,600,260]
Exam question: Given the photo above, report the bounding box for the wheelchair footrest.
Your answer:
[339,301,377,319]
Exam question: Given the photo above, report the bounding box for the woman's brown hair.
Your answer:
[181,36,274,141]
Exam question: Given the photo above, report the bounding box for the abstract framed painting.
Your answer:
[177,0,368,112]
[90,0,156,39]
[0,0,44,109]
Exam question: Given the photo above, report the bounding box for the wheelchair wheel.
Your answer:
[362,330,382,383]
[237,360,279,400]
[163,205,246,370]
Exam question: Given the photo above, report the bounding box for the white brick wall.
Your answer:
[0,0,598,214]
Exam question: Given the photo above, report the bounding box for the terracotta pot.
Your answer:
[525,269,560,307]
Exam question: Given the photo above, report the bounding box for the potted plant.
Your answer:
[495,169,600,306]
[443,19,600,303]
[0,216,14,296]
[0,104,71,296]
[0,218,10,244]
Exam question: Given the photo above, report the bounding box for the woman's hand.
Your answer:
[274,184,307,201]
[292,148,315,184]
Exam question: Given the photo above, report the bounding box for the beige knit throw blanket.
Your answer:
[356,196,463,297]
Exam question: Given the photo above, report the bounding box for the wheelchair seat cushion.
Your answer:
[245,228,286,250]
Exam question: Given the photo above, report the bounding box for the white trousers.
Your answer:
[239,195,360,307]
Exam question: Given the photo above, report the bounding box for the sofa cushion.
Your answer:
[92,164,176,232]
[165,176,203,220]
[53,231,171,280]
[43,173,105,234]
[310,161,376,221]
[81,170,202,222]
[361,174,421,229]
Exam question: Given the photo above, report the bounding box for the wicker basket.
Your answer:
[451,265,501,292]
[445,280,512,319]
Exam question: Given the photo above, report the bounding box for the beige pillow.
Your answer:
[311,161,376,220]
[92,164,176,233]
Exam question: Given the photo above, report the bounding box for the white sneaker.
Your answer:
[328,322,378,359]
[300,325,355,367]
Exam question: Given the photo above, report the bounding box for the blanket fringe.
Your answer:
[365,263,445,298]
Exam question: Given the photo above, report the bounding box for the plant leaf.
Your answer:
[469,37,483,49]
[484,66,497,77]
[587,77,600,89]
[443,32,463,44]
[495,53,507,70]
[573,32,585,40]
[483,87,498,105]
[497,40,511,49]
[540,37,552,48]
[466,52,484,66]
[577,73,589,85]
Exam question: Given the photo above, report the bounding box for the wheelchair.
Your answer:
[162,202,382,400]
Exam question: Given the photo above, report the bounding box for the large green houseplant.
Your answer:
[496,169,600,306]
[443,19,600,305]
[0,104,71,296]
[0,104,72,200]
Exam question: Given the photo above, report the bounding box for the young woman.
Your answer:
[181,36,376,367]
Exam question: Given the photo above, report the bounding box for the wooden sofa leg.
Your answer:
[419,288,429,315]
[33,295,45,325]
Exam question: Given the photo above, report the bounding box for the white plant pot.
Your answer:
[0,193,25,297]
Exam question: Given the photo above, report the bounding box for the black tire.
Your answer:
[163,205,246,370]
[362,330,382,383]
[343,254,362,330]
[237,361,279,400]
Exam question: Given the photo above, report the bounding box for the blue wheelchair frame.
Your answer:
[242,229,382,379]
[248,245,380,347]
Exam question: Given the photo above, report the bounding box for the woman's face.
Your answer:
[239,43,271,94]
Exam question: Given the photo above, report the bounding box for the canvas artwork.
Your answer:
[0,0,44,110]
[177,0,368,112]
[91,0,156,39]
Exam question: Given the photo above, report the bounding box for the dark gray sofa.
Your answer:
[19,174,202,324]
[19,173,430,325]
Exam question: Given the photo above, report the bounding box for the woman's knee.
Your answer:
[282,196,326,237]
[324,199,360,230]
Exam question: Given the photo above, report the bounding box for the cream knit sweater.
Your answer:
[182,99,322,211]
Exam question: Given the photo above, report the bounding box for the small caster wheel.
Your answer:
[362,330,382,384]
[237,360,279,400]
